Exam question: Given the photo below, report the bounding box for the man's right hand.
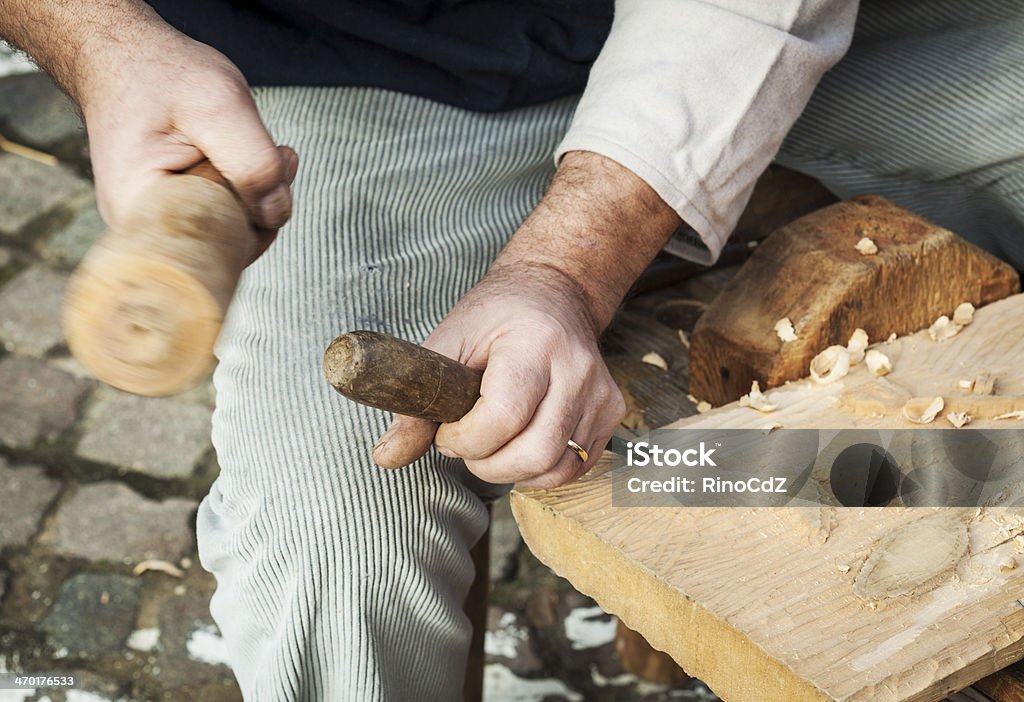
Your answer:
[75,17,297,260]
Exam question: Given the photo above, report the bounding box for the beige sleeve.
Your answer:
[555,0,859,263]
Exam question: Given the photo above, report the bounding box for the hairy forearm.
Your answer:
[0,0,165,105]
[492,150,682,332]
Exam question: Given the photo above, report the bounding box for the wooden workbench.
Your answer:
[512,293,1024,702]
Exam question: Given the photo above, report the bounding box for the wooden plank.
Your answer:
[512,294,1024,702]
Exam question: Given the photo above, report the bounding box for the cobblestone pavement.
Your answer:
[0,66,720,702]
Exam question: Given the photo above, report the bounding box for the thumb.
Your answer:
[373,414,439,469]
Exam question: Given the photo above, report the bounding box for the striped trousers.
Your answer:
[196,2,1024,701]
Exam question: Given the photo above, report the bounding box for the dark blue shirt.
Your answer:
[146,0,614,111]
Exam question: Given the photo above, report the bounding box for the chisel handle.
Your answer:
[323,331,482,423]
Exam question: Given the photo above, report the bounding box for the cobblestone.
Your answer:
[0,153,87,239]
[0,458,62,549]
[152,593,236,690]
[45,482,197,564]
[486,607,543,676]
[0,73,84,158]
[75,389,213,479]
[0,355,90,449]
[41,197,104,269]
[0,264,69,355]
[40,573,141,657]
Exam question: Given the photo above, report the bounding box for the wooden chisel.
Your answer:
[323,330,483,422]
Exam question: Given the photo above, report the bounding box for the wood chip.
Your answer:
[928,315,962,342]
[973,373,997,395]
[946,411,970,429]
[641,352,668,370]
[855,237,878,255]
[994,410,1024,421]
[738,381,777,413]
[132,559,185,578]
[886,332,898,343]
[952,302,975,326]
[810,345,851,384]
[957,378,975,392]
[0,135,59,167]
[696,401,712,413]
[774,317,797,342]
[864,349,892,376]
[677,330,690,349]
[1000,557,1018,572]
[847,328,869,365]
[902,396,944,424]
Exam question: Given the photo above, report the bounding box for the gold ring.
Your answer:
[566,439,588,463]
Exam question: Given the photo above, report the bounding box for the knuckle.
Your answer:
[489,396,533,431]
[608,387,627,419]
[535,435,569,470]
[185,75,249,122]
[231,149,285,194]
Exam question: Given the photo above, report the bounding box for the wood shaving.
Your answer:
[739,381,777,413]
[0,134,59,167]
[928,315,962,342]
[902,396,944,424]
[132,560,185,578]
[995,411,1024,421]
[952,302,975,326]
[864,349,892,376]
[774,317,797,342]
[641,352,668,370]
[946,411,970,429]
[677,330,690,349]
[855,237,878,255]
[886,332,897,343]
[696,401,712,413]
[837,564,851,574]
[846,328,869,365]
[687,393,699,404]
[1001,557,1018,572]
[810,345,851,385]
[957,378,975,392]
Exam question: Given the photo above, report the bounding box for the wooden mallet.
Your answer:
[62,162,257,397]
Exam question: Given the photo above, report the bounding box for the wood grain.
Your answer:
[689,196,1020,406]
[513,293,1024,702]
[976,661,1024,702]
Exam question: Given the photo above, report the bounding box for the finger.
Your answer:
[463,381,584,485]
[435,351,549,461]
[246,145,300,264]
[498,376,625,489]
[517,397,616,489]
[280,145,300,184]
[372,414,439,469]
[180,87,293,231]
